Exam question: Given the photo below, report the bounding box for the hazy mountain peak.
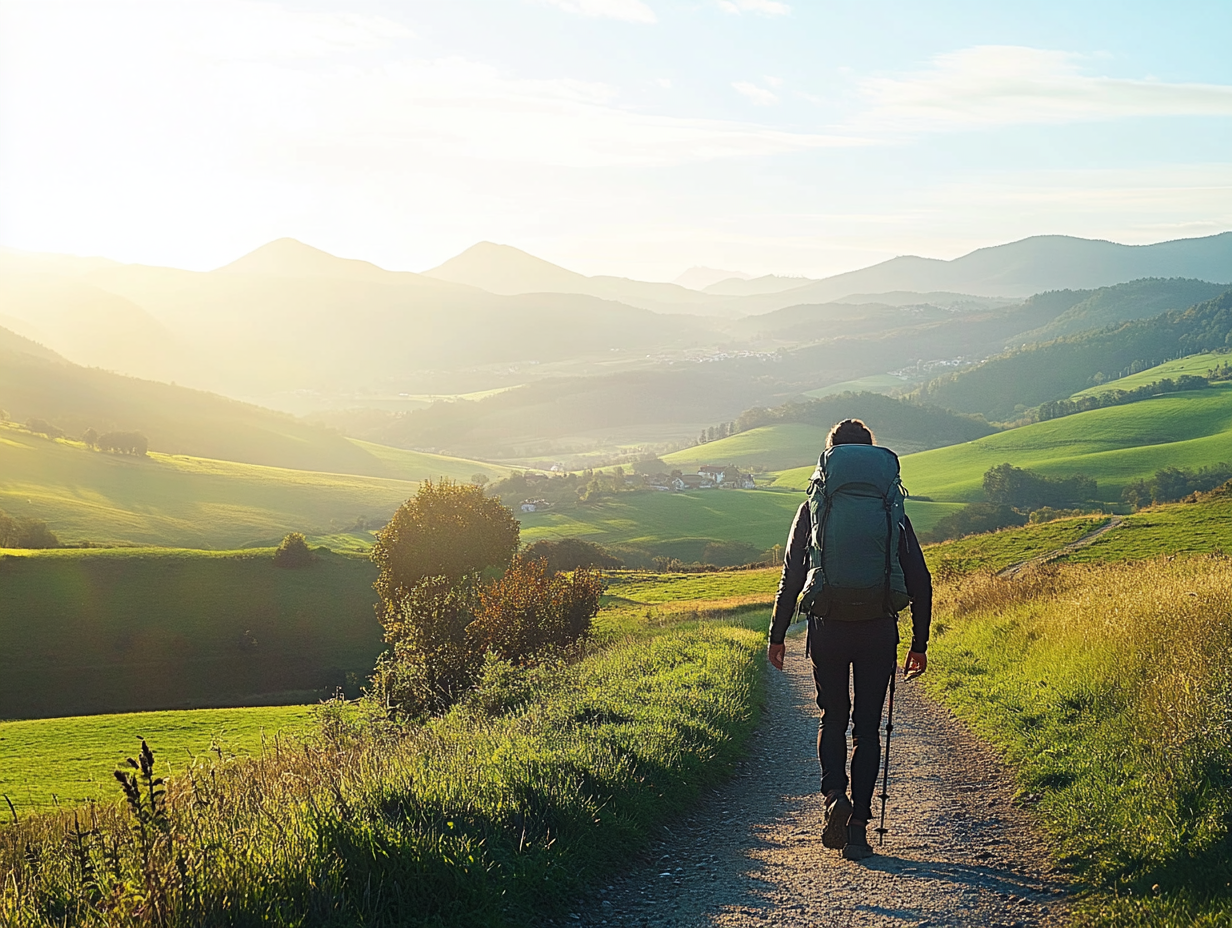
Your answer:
[672,267,752,291]
[703,274,817,296]
[423,241,586,295]
[215,238,392,280]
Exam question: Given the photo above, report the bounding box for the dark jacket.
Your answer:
[769,502,932,652]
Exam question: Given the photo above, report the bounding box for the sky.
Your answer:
[1,0,1231,280]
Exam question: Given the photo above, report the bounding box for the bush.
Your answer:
[95,430,148,456]
[983,462,1096,510]
[1122,462,1232,508]
[924,503,1027,543]
[24,417,63,440]
[469,555,604,664]
[0,509,60,548]
[522,537,623,571]
[272,532,314,568]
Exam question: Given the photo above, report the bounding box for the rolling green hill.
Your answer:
[0,335,509,480]
[1070,350,1231,398]
[0,424,426,547]
[1014,278,1227,343]
[774,384,1232,502]
[518,488,961,560]
[0,547,381,719]
[663,423,830,470]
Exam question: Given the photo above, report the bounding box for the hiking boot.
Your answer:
[842,820,875,861]
[822,793,853,849]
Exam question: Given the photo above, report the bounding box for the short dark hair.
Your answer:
[826,418,875,448]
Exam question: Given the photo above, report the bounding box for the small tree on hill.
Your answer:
[0,509,60,548]
[370,480,520,716]
[273,532,314,567]
[83,427,99,448]
[25,417,63,439]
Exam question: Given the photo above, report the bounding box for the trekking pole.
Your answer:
[875,667,896,846]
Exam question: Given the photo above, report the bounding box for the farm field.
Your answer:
[803,373,909,398]
[1070,350,1231,398]
[0,425,425,548]
[774,384,1232,501]
[0,546,381,719]
[0,705,313,812]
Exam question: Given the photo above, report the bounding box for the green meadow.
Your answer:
[0,705,313,813]
[0,546,381,719]
[662,422,828,471]
[1071,350,1231,398]
[775,384,1232,501]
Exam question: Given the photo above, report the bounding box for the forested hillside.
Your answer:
[914,288,1232,421]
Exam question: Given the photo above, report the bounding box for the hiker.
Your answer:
[767,418,932,861]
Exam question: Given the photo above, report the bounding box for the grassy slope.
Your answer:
[924,516,1111,575]
[0,547,382,720]
[928,561,1231,927]
[0,706,313,812]
[774,384,1232,501]
[662,423,828,471]
[1070,350,1230,397]
[804,374,908,398]
[0,424,425,547]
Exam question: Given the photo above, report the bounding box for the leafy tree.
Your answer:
[983,463,1096,510]
[470,473,489,486]
[25,417,63,439]
[96,430,148,456]
[522,538,623,571]
[468,555,603,664]
[273,532,314,567]
[370,480,519,716]
[1122,462,1232,509]
[82,427,99,448]
[0,509,60,548]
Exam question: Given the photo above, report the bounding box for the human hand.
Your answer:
[767,642,785,671]
[903,650,927,679]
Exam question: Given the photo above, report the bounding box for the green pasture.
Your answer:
[662,423,827,471]
[0,546,381,719]
[1071,350,1231,398]
[519,488,958,560]
[0,705,312,813]
[346,438,511,484]
[0,425,420,547]
[1065,496,1232,563]
[803,374,909,398]
[923,515,1110,575]
[518,488,803,562]
[775,384,1232,501]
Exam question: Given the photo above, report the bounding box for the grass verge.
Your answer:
[928,560,1232,927]
[1,626,763,927]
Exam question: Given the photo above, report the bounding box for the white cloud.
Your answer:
[860,46,1232,130]
[717,0,791,16]
[733,81,779,106]
[537,0,657,23]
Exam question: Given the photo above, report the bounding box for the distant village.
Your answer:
[517,465,756,512]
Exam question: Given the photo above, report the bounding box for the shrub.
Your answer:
[469,555,604,664]
[522,537,623,571]
[24,417,63,439]
[924,503,1027,543]
[983,462,1096,510]
[0,509,60,548]
[272,532,314,568]
[95,430,148,456]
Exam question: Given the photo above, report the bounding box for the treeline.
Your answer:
[0,509,60,548]
[1038,375,1208,421]
[914,288,1232,421]
[721,391,997,447]
[925,463,1098,542]
[1122,463,1232,509]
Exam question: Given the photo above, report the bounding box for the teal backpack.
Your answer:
[798,444,912,620]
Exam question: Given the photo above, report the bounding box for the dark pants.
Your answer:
[808,615,897,823]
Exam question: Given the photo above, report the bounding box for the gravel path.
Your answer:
[576,628,1070,928]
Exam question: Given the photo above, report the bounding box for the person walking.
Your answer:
[766,418,932,861]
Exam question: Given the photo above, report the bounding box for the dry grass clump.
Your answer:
[928,557,1232,927]
[1,627,761,927]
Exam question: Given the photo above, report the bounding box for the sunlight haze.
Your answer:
[2,0,1230,279]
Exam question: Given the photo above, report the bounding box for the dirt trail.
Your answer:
[577,629,1069,928]
[996,516,1124,579]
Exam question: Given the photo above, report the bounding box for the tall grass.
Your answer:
[1,627,762,927]
[929,559,1232,927]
